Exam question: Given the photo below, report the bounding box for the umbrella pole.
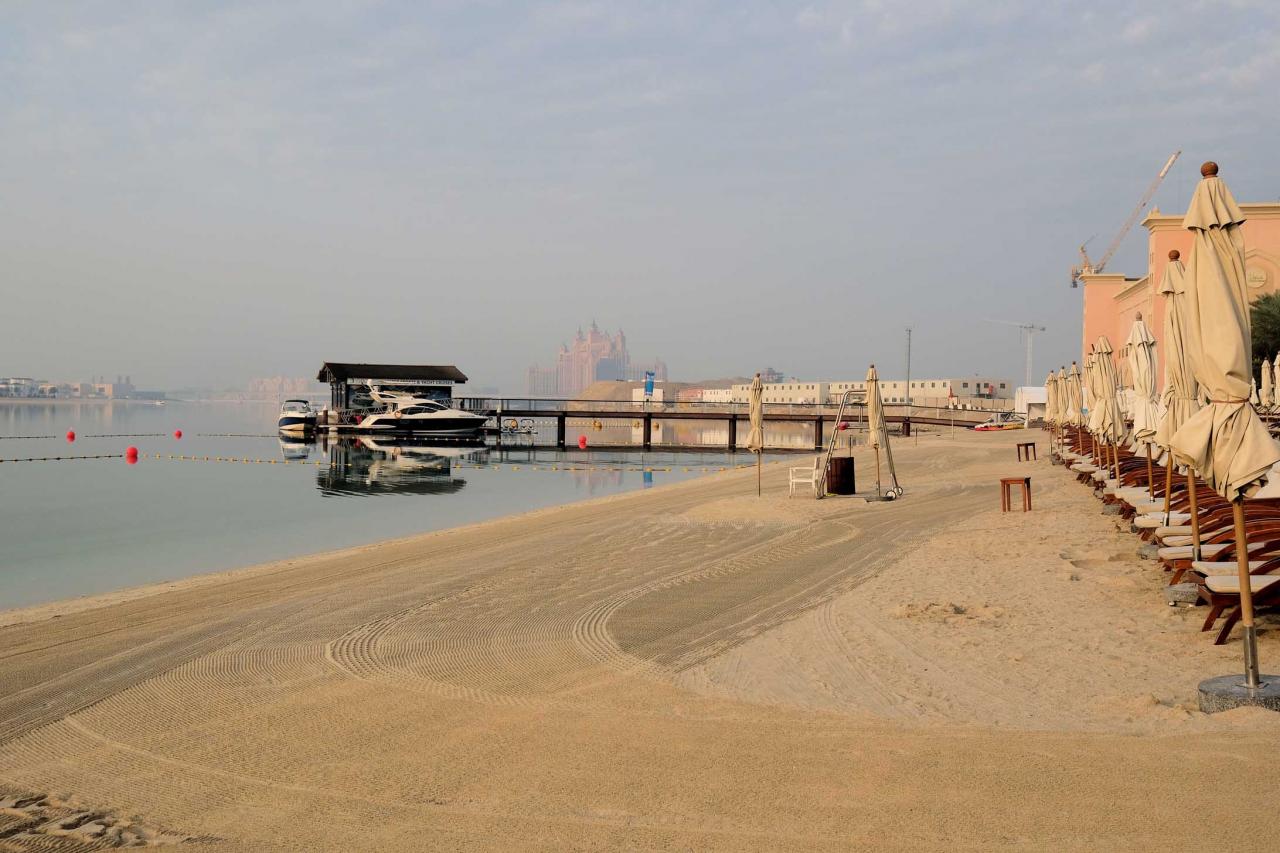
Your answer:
[1111,442,1121,482]
[1145,444,1155,502]
[1232,499,1263,689]
[1162,451,1174,525]
[1188,473,1201,563]
[875,447,882,498]
[756,451,761,497]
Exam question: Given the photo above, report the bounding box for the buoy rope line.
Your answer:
[0,435,57,440]
[83,432,168,438]
[0,454,125,463]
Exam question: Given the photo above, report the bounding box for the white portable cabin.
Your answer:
[1014,386,1047,423]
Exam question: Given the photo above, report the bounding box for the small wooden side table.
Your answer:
[1016,441,1037,461]
[1001,476,1032,512]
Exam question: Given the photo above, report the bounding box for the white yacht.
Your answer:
[354,388,487,436]
[277,399,318,434]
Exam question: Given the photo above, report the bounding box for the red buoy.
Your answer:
[126,446,139,460]
[838,421,848,431]
[126,454,138,465]
[173,429,183,439]
[66,430,76,443]
[577,435,588,450]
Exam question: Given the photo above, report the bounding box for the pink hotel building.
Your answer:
[1080,199,1280,378]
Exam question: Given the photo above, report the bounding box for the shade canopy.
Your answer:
[1125,316,1160,447]
[1156,254,1201,449]
[746,375,764,453]
[1169,169,1280,500]
[866,364,886,449]
[1262,359,1274,409]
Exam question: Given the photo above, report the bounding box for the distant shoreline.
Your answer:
[0,398,167,406]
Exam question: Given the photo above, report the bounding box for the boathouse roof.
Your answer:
[317,363,469,384]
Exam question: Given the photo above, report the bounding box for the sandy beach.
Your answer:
[3,428,1280,851]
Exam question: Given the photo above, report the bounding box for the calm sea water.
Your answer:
[0,401,787,610]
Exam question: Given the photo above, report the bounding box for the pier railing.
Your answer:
[453,397,1005,450]
[455,397,1011,419]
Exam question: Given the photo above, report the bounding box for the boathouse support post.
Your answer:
[727,415,737,451]
[556,414,566,449]
[643,414,653,450]
[814,418,823,450]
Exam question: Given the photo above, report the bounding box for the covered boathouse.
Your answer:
[317,363,469,410]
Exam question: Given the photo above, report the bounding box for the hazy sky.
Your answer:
[3,1,1279,392]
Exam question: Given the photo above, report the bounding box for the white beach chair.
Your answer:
[789,457,823,498]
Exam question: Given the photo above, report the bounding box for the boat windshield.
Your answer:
[281,400,312,413]
[399,401,449,415]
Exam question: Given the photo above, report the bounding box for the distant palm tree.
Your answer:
[1252,293,1280,378]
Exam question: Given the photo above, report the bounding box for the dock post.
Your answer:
[727,415,737,451]
[643,414,652,449]
[814,418,823,450]
[556,414,566,449]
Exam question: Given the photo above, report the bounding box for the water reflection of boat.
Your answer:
[317,435,487,497]
[278,435,313,461]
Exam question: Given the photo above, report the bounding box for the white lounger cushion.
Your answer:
[1192,560,1269,576]
[1154,525,1193,537]
[1135,513,1190,529]
[1205,575,1280,594]
[1160,542,1268,560]
[1071,464,1098,473]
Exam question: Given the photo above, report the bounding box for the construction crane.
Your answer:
[1070,150,1181,287]
[984,319,1046,387]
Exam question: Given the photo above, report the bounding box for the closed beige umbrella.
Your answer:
[1126,315,1160,498]
[747,373,764,496]
[1269,350,1280,407]
[1169,162,1280,690]
[1093,336,1126,480]
[1262,358,1274,409]
[1045,370,1058,426]
[865,364,901,498]
[1085,352,1102,436]
[1156,249,1201,526]
[1126,317,1159,445]
[1066,362,1083,427]
[1059,366,1070,440]
[1156,250,1200,448]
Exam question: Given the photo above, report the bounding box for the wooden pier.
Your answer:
[457,399,1000,451]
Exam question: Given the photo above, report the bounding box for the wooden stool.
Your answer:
[1016,441,1037,461]
[1001,476,1031,512]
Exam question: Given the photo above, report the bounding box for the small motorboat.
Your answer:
[355,388,487,436]
[278,399,318,434]
[973,412,1027,432]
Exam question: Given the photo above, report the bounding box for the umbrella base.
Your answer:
[1163,583,1199,605]
[1198,674,1280,713]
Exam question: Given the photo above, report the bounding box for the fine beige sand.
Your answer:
[2,429,1279,851]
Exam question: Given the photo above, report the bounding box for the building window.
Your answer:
[962,382,969,389]
[999,383,1006,389]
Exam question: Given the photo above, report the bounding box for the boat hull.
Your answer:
[278,415,317,433]
[356,415,485,435]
